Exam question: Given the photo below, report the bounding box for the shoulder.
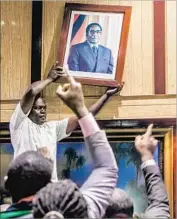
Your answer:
[71,41,87,49]
[10,103,30,131]
[45,120,57,127]
[47,119,69,127]
[99,45,111,52]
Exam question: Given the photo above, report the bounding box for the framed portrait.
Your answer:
[0,119,175,217]
[57,3,132,87]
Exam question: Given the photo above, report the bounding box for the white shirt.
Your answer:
[10,103,70,182]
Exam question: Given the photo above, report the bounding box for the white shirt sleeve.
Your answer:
[55,118,71,142]
[10,103,30,132]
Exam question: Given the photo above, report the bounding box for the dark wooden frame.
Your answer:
[57,3,132,87]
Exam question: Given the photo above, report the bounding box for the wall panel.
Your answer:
[129,1,143,95]
[141,1,153,95]
[0,1,32,100]
[166,1,176,94]
[43,95,176,121]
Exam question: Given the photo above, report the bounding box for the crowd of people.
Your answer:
[0,64,170,218]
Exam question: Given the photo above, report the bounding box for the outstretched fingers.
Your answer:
[63,65,79,87]
[145,124,153,137]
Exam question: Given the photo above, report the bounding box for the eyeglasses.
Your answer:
[89,30,102,35]
[33,106,47,110]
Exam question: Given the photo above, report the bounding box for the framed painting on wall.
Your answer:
[57,3,132,87]
[57,141,160,214]
[56,125,174,217]
[0,119,175,217]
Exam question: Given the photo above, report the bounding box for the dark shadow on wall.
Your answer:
[31,1,42,83]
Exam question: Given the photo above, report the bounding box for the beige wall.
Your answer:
[0,1,32,100]
[166,1,176,94]
[0,1,32,121]
[0,0,176,122]
[42,0,176,121]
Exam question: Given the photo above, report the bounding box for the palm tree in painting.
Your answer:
[64,147,77,169]
[112,142,142,182]
[61,147,86,179]
[126,143,142,182]
[76,155,86,168]
[61,168,71,179]
[111,142,128,166]
[112,142,147,213]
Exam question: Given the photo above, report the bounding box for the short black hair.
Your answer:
[105,188,134,218]
[33,93,45,105]
[5,151,52,203]
[33,180,88,218]
[86,22,102,36]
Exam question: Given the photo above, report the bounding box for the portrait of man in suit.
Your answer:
[67,23,114,74]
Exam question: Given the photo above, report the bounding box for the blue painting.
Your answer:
[56,141,159,214]
[0,141,160,214]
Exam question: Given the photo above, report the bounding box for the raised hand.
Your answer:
[56,67,88,118]
[135,124,158,161]
[105,82,124,97]
[47,61,66,81]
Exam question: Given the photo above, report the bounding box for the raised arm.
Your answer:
[135,125,170,218]
[66,84,124,134]
[20,79,52,114]
[20,63,65,114]
[88,85,123,116]
[79,119,118,218]
[56,75,118,218]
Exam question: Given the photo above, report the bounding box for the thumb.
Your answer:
[56,85,66,99]
[64,64,69,75]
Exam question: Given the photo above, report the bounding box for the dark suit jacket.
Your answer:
[138,165,170,218]
[81,130,118,218]
[67,41,114,74]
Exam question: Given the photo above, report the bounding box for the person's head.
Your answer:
[105,188,134,218]
[43,211,64,219]
[28,95,47,125]
[5,151,52,203]
[86,23,102,45]
[33,180,88,218]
